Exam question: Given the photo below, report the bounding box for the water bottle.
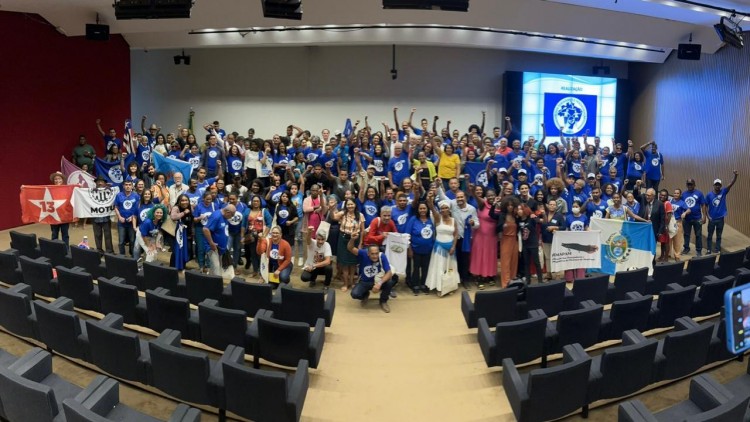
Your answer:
[78,236,90,249]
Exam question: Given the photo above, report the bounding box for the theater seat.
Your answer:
[34,297,89,360]
[198,299,264,353]
[142,262,185,297]
[691,275,733,317]
[83,314,150,384]
[588,330,658,404]
[19,256,59,298]
[599,292,652,341]
[98,277,147,326]
[649,283,696,329]
[714,249,744,278]
[70,247,106,280]
[221,277,277,316]
[55,266,100,311]
[0,249,23,285]
[145,288,199,340]
[9,230,40,259]
[654,317,713,382]
[572,274,610,306]
[104,254,144,291]
[735,267,750,288]
[680,255,715,288]
[545,300,603,354]
[276,284,335,327]
[462,288,520,329]
[477,309,547,368]
[0,283,38,340]
[223,352,309,422]
[607,267,648,303]
[646,261,684,296]
[39,238,72,269]
[184,270,224,305]
[618,374,749,422]
[519,280,575,318]
[503,344,591,422]
[62,376,202,422]
[253,313,325,369]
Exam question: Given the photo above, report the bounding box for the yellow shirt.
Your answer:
[437,153,460,179]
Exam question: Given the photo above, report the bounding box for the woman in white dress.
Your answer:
[425,195,459,293]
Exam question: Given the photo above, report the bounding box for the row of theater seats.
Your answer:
[0,250,335,328]
[0,346,201,422]
[477,282,738,368]
[463,250,750,330]
[0,289,310,422]
[0,281,326,371]
[618,358,750,421]
[502,317,740,422]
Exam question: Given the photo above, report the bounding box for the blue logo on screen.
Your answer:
[545,93,598,136]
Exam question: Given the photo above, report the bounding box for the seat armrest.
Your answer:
[169,404,202,422]
[200,298,219,307]
[151,287,170,296]
[223,344,246,365]
[579,299,598,309]
[47,296,75,311]
[9,283,33,297]
[324,290,335,326]
[460,291,476,326]
[36,256,51,264]
[626,292,646,300]
[288,359,310,403]
[618,401,658,422]
[310,318,326,350]
[77,376,120,416]
[154,329,182,346]
[99,313,124,329]
[99,276,126,285]
[666,283,682,291]
[562,343,588,363]
[528,309,548,319]
[689,374,733,411]
[622,329,648,346]
[502,359,529,409]
[9,348,52,383]
[69,266,87,273]
[674,317,699,331]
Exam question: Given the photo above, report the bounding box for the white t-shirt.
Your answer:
[384,232,410,276]
[304,241,332,269]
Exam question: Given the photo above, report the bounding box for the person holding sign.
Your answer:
[257,226,293,287]
[300,228,333,290]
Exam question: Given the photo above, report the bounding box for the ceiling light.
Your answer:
[714,15,744,49]
[173,50,191,65]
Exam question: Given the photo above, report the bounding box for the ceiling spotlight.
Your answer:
[714,15,744,49]
[261,0,303,20]
[173,50,191,65]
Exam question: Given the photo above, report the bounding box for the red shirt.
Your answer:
[364,217,397,246]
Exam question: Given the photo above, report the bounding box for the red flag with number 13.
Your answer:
[20,185,75,224]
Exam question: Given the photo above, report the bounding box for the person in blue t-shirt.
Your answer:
[681,178,708,256]
[641,141,665,191]
[96,119,123,152]
[114,180,141,256]
[133,204,167,262]
[347,235,395,313]
[669,188,687,260]
[406,202,435,294]
[317,144,340,176]
[564,200,589,282]
[202,205,235,277]
[706,170,738,254]
[583,187,607,219]
[201,134,225,178]
[387,143,411,188]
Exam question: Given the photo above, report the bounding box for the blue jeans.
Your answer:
[351,279,395,303]
[682,219,703,253]
[228,232,242,267]
[117,224,135,256]
[706,218,724,253]
[51,223,70,246]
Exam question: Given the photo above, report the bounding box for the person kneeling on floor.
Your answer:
[347,234,394,313]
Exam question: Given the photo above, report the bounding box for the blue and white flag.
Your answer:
[590,217,656,275]
[94,155,134,186]
[464,162,489,187]
[153,153,192,186]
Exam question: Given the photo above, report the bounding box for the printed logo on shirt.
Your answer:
[421,226,433,239]
[570,221,585,231]
[122,199,135,210]
[189,196,199,206]
[108,167,124,184]
[208,150,218,159]
[363,264,379,278]
[394,161,404,172]
[272,191,282,203]
[476,170,488,187]
[140,208,150,221]
[231,160,243,171]
[572,162,582,173]
[365,205,377,215]
[634,163,642,171]
[141,151,150,161]
[270,249,281,260]
[592,210,603,218]
[685,197,696,208]
[611,157,618,167]
[712,196,722,207]
[397,213,408,225]
[374,161,384,172]
[278,209,289,219]
[189,157,200,169]
[307,153,319,162]
[651,158,659,167]
[229,211,243,226]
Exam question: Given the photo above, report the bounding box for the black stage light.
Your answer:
[115,0,193,20]
[383,0,468,12]
[714,16,744,49]
[261,0,303,20]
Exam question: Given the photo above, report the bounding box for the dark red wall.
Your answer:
[0,11,130,230]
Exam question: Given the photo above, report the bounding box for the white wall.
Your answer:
[130,45,628,139]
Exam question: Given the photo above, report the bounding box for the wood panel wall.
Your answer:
[629,43,750,236]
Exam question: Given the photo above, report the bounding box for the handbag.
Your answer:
[221,250,233,269]
[161,217,177,237]
[438,253,459,297]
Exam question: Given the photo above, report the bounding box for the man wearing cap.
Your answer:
[513,168,529,194]
[681,178,708,256]
[141,115,160,148]
[706,171,739,254]
[91,176,115,254]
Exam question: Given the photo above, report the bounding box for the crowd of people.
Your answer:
[51,108,738,313]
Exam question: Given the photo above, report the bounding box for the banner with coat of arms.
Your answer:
[590,217,656,275]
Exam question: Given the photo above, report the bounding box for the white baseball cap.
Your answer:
[587,173,596,179]
[498,167,508,173]
[713,179,722,185]
[518,169,527,175]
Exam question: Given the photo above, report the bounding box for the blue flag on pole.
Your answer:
[94,155,134,186]
[464,162,489,187]
[153,153,192,186]
[343,119,353,138]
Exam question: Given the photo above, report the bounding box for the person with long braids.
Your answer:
[169,193,194,272]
